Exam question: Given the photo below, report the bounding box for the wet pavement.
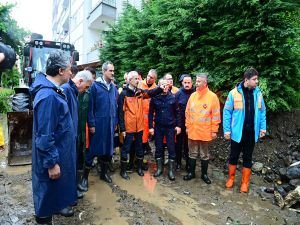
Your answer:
[1,113,300,225]
[1,149,300,225]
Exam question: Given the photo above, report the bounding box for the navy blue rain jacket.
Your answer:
[149,92,181,129]
[62,79,79,136]
[30,73,77,217]
[88,76,118,156]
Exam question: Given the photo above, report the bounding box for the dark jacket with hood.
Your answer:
[30,73,76,217]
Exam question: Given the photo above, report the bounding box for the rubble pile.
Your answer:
[210,109,300,210]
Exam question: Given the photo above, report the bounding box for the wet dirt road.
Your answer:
[1,150,300,225]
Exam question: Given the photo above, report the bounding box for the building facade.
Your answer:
[52,0,142,68]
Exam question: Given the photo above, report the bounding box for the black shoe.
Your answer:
[201,174,211,184]
[168,159,175,181]
[77,190,84,199]
[78,166,91,192]
[35,216,52,225]
[100,162,112,183]
[120,161,130,180]
[137,158,144,176]
[201,160,211,184]
[183,158,196,181]
[154,158,163,177]
[55,206,74,217]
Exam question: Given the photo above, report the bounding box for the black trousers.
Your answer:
[175,127,188,165]
[229,132,255,168]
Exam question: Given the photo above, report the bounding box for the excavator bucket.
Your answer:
[7,111,33,165]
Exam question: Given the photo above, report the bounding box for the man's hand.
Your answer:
[122,132,126,138]
[260,130,266,138]
[175,127,181,135]
[159,80,168,92]
[224,132,231,140]
[212,132,217,139]
[89,127,95,134]
[48,164,61,180]
[149,128,154,136]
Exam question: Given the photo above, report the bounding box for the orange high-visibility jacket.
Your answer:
[138,80,157,143]
[185,86,221,141]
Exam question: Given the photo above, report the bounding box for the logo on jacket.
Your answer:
[203,104,207,109]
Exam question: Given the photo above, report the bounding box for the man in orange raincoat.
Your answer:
[183,73,221,184]
[138,69,157,154]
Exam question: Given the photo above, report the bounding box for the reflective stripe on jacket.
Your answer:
[223,83,267,143]
[185,86,221,141]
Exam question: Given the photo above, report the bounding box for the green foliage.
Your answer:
[0,3,28,54]
[0,88,13,113]
[1,67,21,88]
[100,0,300,112]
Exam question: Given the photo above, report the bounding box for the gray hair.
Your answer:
[102,61,113,72]
[196,72,208,80]
[163,72,172,79]
[158,78,164,86]
[148,69,157,78]
[46,50,71,76]
[127,71,138,81]
[74,70,93,82]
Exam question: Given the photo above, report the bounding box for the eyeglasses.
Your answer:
[108,70,114,72]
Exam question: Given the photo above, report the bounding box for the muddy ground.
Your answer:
[1,111,300,225]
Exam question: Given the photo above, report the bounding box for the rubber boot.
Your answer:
[240,167,251,193]
[35,216,53,225]
[108,160,115,172]
[100,161,112,183]
[168,159,175,181]
[183,158,196,181]
[201,160,211,184]
[153,158,163,177]
[78,166,91,192]
[137,158,144,176]
[225,164,237,188]
[185,156,189,172]
[120,160,130,180]
[127,147,135,172]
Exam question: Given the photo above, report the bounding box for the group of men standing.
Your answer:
[30,50,266,225]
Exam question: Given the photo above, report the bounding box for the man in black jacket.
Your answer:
[149,78,182,181]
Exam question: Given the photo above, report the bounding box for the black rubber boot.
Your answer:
[143,142,152,155]
[100,161,112,183]
[137,158,144,176]
[168,159,175,181]
[78,166,91,192]
[35,216,53,225]
[183,158,196,181]
[108,160,115,172]
[201,160,211,184]
[185,157,189,172]
[120,160,130,180]
[154,158,163,177]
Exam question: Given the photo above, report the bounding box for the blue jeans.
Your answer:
[154,126,176,160]
[121,131,143,161]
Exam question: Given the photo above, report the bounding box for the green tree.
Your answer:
[101,0,300,111]
[0,3,28,53]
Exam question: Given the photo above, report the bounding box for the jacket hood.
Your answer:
[29,72,59,98]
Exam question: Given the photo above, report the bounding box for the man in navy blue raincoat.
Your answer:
[62,70,93,199]
[78,61,118,190]
[30,50,76,225]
